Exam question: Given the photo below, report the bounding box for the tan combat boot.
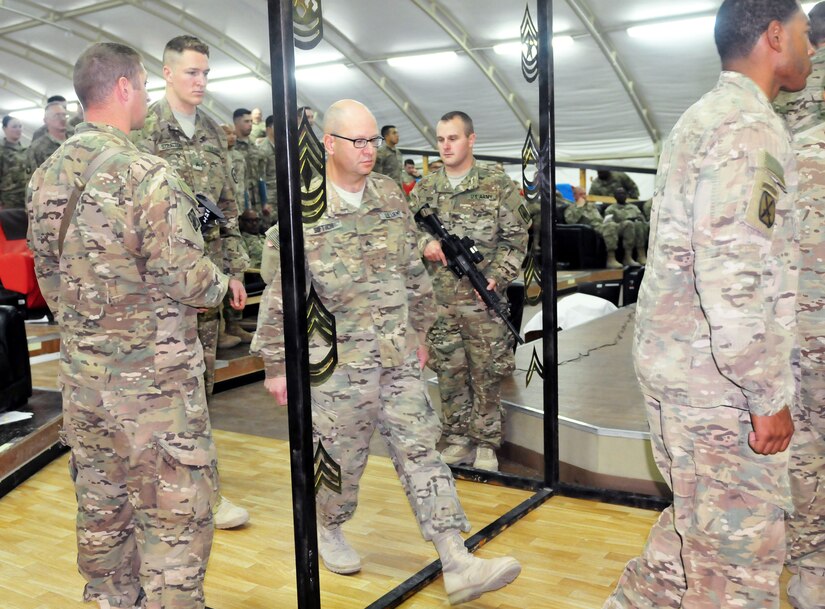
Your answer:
[213,495,249,529]
[318,523,362,574]
[433,531,521,605]
[226,320,255,343]
[605,251,623,269]
[217,319,241,349]
[635,246,647,265]
[622,251,640,267]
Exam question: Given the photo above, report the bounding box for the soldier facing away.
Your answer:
[252,99,522,605]
[605,1,812,608]
[409,110,530,473]
[27,42,245,609]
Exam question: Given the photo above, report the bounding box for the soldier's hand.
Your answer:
[474,278,497,303]
[228,278,247,310]
[416,345,429,369]
[265,376,288,406]
[423,240,447,266]
[748,406,794,455]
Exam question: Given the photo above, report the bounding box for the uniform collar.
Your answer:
[432,160,480,193]
[717,71,773,112]
[74,122,134,147]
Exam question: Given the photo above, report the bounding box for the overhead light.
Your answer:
[387,51,457,69]
[493,36,574,55]
[207,75,264,93]
[627,15,716,40]
[295,63,350,81]
[2,99,38,112]
[11,107,48,123]
[207,65,252,80]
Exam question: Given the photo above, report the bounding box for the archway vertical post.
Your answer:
[266,1,321,608]
[538,0,560,488]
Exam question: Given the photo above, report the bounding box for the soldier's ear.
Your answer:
[162,64,174,84]
[323,133,335,156]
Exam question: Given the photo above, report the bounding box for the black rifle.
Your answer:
[414,204,524,345]
[195,193,226,232]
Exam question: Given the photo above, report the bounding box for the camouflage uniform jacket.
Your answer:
[374,144,403,189]
[256,137,277,206]
[132,97,247,278]
[27,122,229,390]
[227,147,246,212]
[410,162,530,302]
[250,122,266,143]
[242,231,264,268]
[235,137,264,207]
[634,72,799,417]
[27,133,64,173]
[774,45,825,135]
[564,200,603,227]
[589,171,640,199]
[251,172,436,378]
[604,201,644,222]
[0,138,29,208]
[31,123,75,143]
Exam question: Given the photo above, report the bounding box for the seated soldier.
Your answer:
[239,208,265,268]
[563,186,624,269]
[603,187,648,266]
[588,169,640,199]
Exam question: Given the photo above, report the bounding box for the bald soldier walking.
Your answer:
[252,99,521,606]
[604,1,813,608]
[27,42,244,609]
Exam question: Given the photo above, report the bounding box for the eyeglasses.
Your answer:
[331,133,384,148]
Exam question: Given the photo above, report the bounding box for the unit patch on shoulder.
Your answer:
[517,202,532,225]
[745,150,785,237]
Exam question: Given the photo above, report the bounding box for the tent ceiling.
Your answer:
[0,0,742,165]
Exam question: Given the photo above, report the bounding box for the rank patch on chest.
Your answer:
[379,210,403,220]
[310,220,343,235]
[158,142,182,152]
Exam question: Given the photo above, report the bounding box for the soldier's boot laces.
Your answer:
[441,444,476,466]
[472,446,498,472]
[213,495,250,529]
[318,524,362,574]
[434,531,521,605]
[635,247,647,265]
[605,251,623,270]
[622,252,640,267]
[226,321,255,343]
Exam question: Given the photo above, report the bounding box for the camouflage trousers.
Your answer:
[604,397,790,609]
[61,377,218,609]
[608,219,648,252]
[313,354,471,540]
[594,221,621,252]
[426,300,515,449]
[198,308,220,397]
[787,364,825,609]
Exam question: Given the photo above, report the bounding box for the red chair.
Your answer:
[0,208,47,310]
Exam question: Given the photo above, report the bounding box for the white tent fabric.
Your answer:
[0,0,800,183]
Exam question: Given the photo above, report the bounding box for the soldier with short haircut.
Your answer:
[603,187,648,266]
[28,42,244,609]
[0,115,29,209]
[374,124,404,189]
[253,99,521,605]
[410,110,530,473]
[775,3,825,607]
[256,114,277,226]
[132,34,250,530]
[249,106,266,142]
[239,208,264,268]
[604,1,813,608]
[27,100,69,172]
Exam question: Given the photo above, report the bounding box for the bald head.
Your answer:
[323,99,375,135]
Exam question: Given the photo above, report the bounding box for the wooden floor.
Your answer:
[0,430,794,609]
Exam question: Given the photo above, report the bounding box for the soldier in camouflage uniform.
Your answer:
[604,3,812,608]
[374,124,405,190]
[0,115,28,209]
[588,169,640,200]
[775,5,825,607]
[232,107,265,213]
[410,111,530,473]
[256,114,277,227]
[564,186,625,269]
[220,124,246,216]
[27,101,69,173]
[239,209,264,268]
[249,107,266,143]
[27,43,245,609]
[131,35,248,397]
[252,99,521,605]
[603,187,648,265]
[132,34,250,531]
